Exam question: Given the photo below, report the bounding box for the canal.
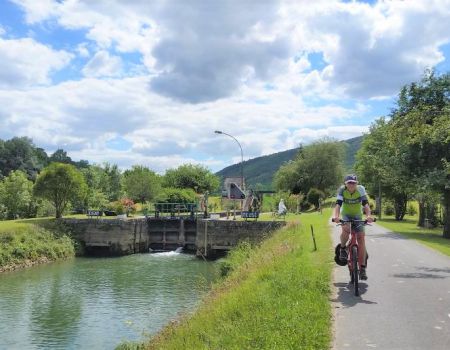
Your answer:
[0,251,218,349]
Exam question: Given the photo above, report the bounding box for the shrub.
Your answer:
[0,225,75,268]
[384,202,395,216]
[108,201,125,214]
[155,188,198,212]
[36,199,56,217]
[307,188,325,209]
[120,198,137,215]
[158,187,197,204]
[407,202,417,216]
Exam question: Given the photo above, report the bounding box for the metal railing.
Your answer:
[150,203,198,219]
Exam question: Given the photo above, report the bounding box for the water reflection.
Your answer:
[30,269,82,349]
[0,253,217,349]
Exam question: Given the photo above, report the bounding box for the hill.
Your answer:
[216,136,365,189]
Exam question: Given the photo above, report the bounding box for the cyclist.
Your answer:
[333,174,374,280]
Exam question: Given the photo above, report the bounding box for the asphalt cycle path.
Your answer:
[331,221,450,350]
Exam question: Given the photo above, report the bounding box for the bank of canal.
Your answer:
[0,252,218,349]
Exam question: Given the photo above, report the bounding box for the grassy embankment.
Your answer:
[377,215,450,257]
[0,218,75,272]
[119,209,334,350]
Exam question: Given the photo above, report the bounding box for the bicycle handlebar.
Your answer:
[331,218,376,224]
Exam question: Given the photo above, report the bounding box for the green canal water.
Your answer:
[0,252,218,349]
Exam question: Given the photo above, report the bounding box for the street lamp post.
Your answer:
[215,131,245,216]
[214,131,244,191]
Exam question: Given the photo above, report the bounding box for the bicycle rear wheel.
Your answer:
[352,245,359,296]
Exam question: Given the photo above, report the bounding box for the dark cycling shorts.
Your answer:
[342,215,365,233]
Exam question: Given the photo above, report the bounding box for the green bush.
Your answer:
[307,188,325,209]
[0,224,75,268]
[384,202,395,216]
[107,201,125,214]
[158,187,197,204]
[36,199,56,217]
[407,202,417,216]
[155,188,198,212]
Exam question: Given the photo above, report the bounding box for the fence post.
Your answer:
[310,224,317,251]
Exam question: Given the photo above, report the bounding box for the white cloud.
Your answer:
[284,0,450,98]
[12,0,58,23]
[0,74,370,171]
[12,0,450,101]
[76,42,90,58]
[0,36,72,88]
[3,0,450,172]
[82,50,123,77]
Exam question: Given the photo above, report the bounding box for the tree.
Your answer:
[34,163,87,218]
[391,70,450,234]
[104,163,122,201]
[391,106,450,234]
[273,161,301,194]
[0,137,45,180]
[307,188,325,209]
[49,149,73,164]
[163,164,220,193]
[357,70,450,235]
[0,170,33,219]
[122,165,161,203]
[355,118,412,220]
[274,139,345,195]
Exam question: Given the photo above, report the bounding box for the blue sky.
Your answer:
[1,0,449,173]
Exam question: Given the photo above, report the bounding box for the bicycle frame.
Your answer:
[334,219,371,296]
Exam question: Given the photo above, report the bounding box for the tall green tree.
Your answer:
[355,118,412,220]
[104,163,122,201]
[391,106,450,235]
[274,139,345,195]
[34,163,87,218]
[0,170,33,219]
[163,164,220,193]
[392,70,450,234]
[122,165,161,203]
[49,149,72,164]
[357,70,450,235]
[0,137,46,180]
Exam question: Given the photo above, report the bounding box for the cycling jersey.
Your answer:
[336,185,368,217]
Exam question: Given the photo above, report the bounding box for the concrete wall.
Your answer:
[61,218,285,258]
[196,220,285,258]
[62,218,148,255]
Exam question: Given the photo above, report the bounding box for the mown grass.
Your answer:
[0,219,75,270]
[118,209,333,350]
[377,216,450,257]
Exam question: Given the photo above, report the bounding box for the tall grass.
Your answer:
[119,209,333,350]
[0,220,75,271]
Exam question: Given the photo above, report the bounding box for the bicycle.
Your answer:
[332,218,375,296]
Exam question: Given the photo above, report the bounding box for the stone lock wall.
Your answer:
[196,220,285,258]
[62,218,148,255]
[61,218,286,258]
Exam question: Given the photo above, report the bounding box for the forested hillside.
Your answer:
[216,136,364,189]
